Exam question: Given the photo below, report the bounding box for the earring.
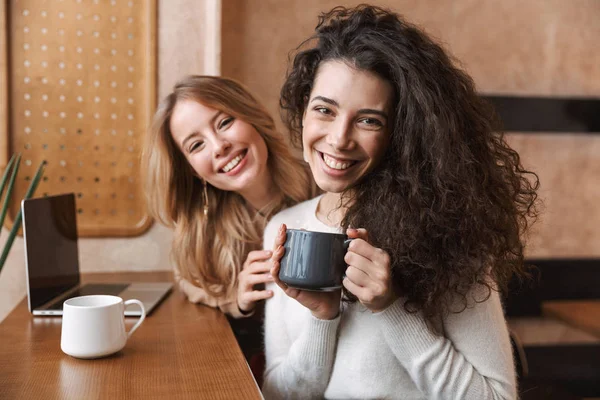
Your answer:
[202,179,209,216]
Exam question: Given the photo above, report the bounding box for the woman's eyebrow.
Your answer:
[310,95,338,106]
[311,96,388,120]
[180,131,202,151]
[180,111,222,148]
[357,108,388,120]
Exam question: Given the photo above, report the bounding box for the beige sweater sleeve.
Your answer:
[173,267,250,319]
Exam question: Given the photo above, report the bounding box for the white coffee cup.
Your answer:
[61,295,146,359]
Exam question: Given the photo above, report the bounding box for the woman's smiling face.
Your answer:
[301,60,394,194]
[169,99,269,194]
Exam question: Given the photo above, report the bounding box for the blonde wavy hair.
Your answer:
[142,75,315,298]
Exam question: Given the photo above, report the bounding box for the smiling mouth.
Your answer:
[320,152,358,171]
[220,150,247,173]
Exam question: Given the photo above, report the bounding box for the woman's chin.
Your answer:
[314,178,352,194]
[232,171,263,192]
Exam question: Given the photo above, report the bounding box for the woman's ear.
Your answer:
[301,95,310,128]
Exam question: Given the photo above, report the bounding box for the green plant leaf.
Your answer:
[23,160,45,200]
[0,154,18,200]
[0,159,45,273]
[0,154,22,233]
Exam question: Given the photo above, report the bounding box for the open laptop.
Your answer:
[21,193,173,316]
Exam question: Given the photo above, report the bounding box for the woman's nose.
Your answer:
[212,138,232,157]
[326,120,354,150]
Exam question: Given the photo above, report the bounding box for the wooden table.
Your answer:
[544,300,600,339]
[0,272,263,400]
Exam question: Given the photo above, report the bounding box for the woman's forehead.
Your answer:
[311,60,393,114]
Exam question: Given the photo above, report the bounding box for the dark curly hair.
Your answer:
[280,5,540,323]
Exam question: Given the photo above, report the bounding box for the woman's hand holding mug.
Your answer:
[237,250,275,314]
[270,224,341,320]
[343,228,397,313]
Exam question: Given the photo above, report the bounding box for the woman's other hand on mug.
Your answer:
[343,228,397,313]
[270,224,341,320]
[237,250,275,314]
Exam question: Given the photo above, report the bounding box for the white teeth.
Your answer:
[222,154,243,172]
[323,154,352,170]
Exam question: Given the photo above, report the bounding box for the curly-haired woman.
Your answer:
[263,5,539,399]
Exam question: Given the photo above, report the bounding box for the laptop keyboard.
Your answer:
[46,283,129,311]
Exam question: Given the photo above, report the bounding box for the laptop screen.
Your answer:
[22,193,80,310]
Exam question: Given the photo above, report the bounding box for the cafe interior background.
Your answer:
[0,0,598,391]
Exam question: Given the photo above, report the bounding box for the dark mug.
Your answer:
[278,229,352,291]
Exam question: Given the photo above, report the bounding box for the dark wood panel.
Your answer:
[484,96,600,133]
[522,344,600,398]
[505,258,600,316]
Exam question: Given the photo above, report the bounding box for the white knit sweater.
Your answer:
[262,196,517,400]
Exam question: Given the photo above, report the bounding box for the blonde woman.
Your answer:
[142,75,315,318]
